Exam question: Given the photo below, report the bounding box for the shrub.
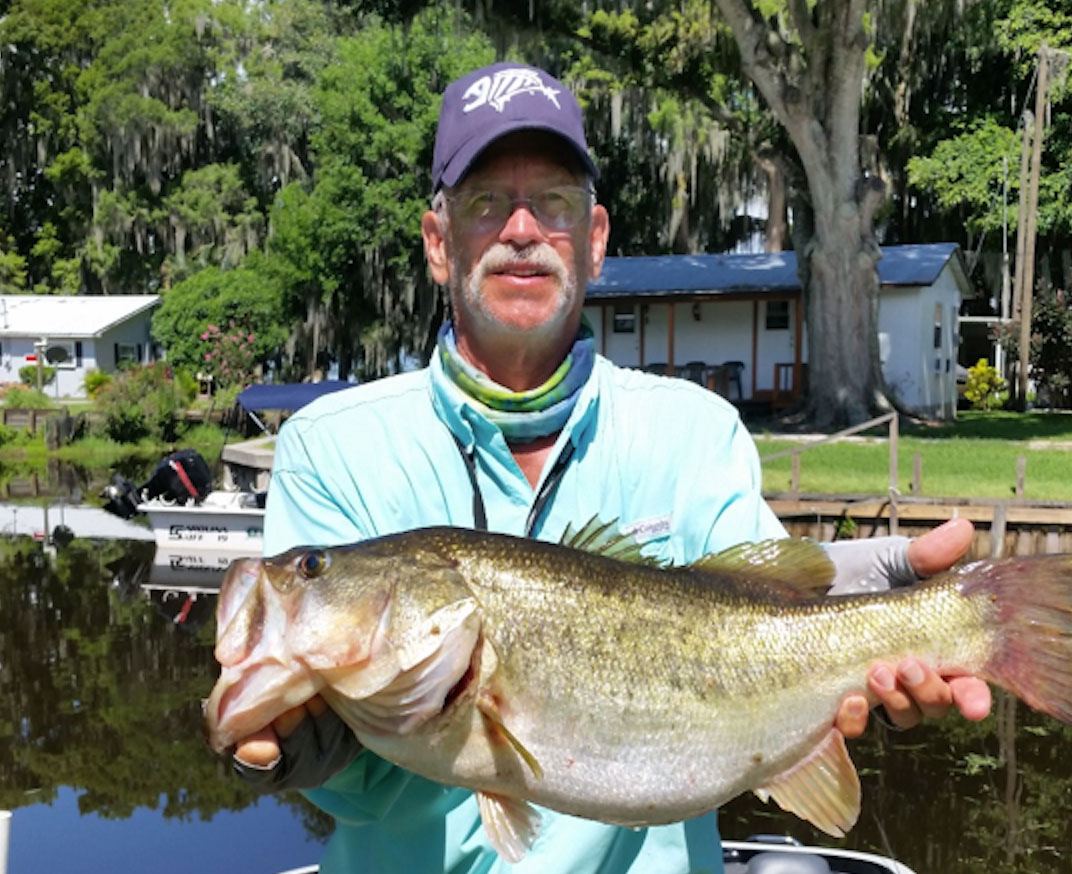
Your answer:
[94,362,190,443]
[2,385,54,409]
[18,364,55,388]
[964,358,1006,411]
[83,368,112,398]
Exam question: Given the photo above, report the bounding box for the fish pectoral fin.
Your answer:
[477,691,544,780]
[753,728,861,838]
[476,791,541,864]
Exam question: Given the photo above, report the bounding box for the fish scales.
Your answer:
[205,526,1072,861]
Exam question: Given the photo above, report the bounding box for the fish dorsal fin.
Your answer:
[688,538,834,597]
[561,516,667,567]
[476,791,542,864]
[753,727,861,838]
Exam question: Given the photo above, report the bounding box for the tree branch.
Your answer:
[785,0,818,58]
[712,0,791,125]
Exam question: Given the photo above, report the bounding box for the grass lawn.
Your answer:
[752,410,1072,501]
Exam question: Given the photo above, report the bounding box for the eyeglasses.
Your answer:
[445,185,594,234]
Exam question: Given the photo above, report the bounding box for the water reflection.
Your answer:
[0,534,328,873]
[1,528,1070,873]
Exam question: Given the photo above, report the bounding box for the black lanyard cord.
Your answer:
[450,434,575,537]
[523,440,574,536]
[451,433,488,531]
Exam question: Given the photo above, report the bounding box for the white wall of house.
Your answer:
[877,267,960,419]
[754,299,801,394]
[585,299,760,398]
[0,336,96,398]
[49,339,94,398]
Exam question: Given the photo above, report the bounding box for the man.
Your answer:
[233,62,990,872]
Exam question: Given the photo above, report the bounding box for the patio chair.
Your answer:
[721,360,745,399]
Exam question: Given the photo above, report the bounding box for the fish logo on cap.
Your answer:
[462,68,562,114]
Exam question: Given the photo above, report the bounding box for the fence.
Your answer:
[760,412,902,532]
[759,410,1072,556]
[1,409,90,449]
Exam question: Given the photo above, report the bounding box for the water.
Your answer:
[0,535,328,874]
[2,531,1071,873]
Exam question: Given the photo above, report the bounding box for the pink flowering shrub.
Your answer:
[200,321,257,388]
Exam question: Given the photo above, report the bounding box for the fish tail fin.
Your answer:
[965,554,1072,724]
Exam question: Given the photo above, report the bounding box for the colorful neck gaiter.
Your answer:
[436,320,595,443]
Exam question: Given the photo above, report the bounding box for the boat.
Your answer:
[722,836,917,873]
[100,449,264,551]
[142,488,265,551]
[100,381,353,550]
[275,836,917,874]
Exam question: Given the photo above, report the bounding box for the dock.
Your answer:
[769,493,1072,558]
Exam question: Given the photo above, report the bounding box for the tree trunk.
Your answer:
[715,0,890,426]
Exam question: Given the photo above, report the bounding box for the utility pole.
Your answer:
[1010,115,1033,322]
[1017,44,1049,411]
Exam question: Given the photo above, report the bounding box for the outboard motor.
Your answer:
[101,474,143,519]
[140,449,213,504]
[101,449,214,519]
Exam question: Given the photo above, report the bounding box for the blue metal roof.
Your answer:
[586,242,960,298]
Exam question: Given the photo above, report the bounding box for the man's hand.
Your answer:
[235,695,329,767]
[834,517,992,738]
[232,694,362,792]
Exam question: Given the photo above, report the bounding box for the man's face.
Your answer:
[424,132,609,344]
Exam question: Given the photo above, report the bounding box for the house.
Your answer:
[583,243,970,420]
[0,295,160,398]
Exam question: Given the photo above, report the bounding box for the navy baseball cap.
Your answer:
[432,62,599,191]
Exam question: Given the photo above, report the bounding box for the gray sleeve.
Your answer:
[231,706,362,793]
[823,536,919,595]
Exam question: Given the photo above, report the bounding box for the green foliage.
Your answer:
[82,368,112,399]
[0,235,28,290]
[992,284,1072,408]
[964,358,1006,410]
[2,385,54,409]
[18,364,56,388]
[907,120,1023,235]
[93,361,191,443]
[264,9,493,377]
[151,260,288,379]
[1028,285,1072,407]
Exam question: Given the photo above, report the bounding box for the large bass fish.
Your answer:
[204,521,1072,862]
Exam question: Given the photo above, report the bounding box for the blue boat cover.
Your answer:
[236,381,353,412]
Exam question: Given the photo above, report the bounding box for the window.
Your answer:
[44,340,77,369]
[765,300,789,330]
[612,304,636,334]
[115,342,139,365]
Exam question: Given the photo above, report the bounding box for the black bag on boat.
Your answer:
[140,449,213,504]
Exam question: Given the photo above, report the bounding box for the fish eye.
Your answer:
[297,550,330,578]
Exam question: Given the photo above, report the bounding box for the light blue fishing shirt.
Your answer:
[264,353,787,874]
